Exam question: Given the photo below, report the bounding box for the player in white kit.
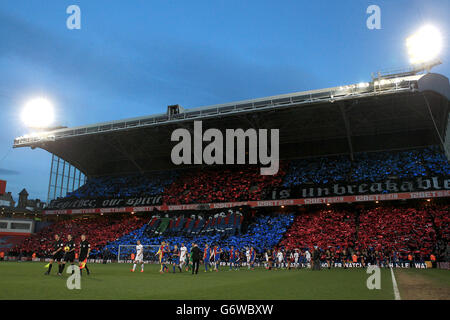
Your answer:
[277,250,284,269]
[305,249,311,268]
[179,243,188,270]
[294,249,300,268]
[131,240,144,273]
[245,247,251,269]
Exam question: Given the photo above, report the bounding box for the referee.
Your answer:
[45,234,64,275]
[60,234,76,274]
[191,243,201,275]
[78,234,91,276]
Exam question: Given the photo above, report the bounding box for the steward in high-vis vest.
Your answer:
[407,254,413,268]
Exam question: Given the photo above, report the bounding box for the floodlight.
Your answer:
[21,97,55,128]
[406,25,442,65]
[357,82,369,88]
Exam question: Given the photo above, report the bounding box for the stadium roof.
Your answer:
[13,72,450,177]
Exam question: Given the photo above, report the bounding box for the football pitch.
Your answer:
[0,262,448,300]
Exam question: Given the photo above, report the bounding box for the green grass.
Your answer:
[0,262,398,300]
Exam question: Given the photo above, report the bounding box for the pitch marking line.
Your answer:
[390,267,401,300]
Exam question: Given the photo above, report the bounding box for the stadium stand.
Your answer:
[45,146,448,208]
[0,235,28,252]
[356,207,436,254]
[283,146,449,187]
[279,204,449,262]
[6,146,449,265]
[421,145,450,176]
[142,212,244,238]
[162,164,286,204]
[13,215,146,257]
[7,203,449,264]
[103,211,294,259]
[280,209,357,250]
[283,155,351,185]
[65,172,177,199]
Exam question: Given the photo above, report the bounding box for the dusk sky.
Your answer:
[0,0,448,202]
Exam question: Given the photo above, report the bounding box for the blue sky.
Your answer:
[0,0,448,202]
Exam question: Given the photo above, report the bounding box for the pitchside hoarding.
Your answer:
[265,176,450,200]
[47,195,162,210]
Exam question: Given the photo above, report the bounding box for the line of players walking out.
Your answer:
[130,241,320,274]
[131,241,242,274]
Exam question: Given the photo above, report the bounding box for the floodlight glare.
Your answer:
[21,97,55,128]
[357,82,369,88]
[406,25,442,65]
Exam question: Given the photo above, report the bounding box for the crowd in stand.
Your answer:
[426,206,449,260]
[65,172,177,199]
[143,210,244,237]
[283,146,449,187]
[421,146,450,176]
[12,216,146,257]
[162,165,286,204]
[280,209,357,250]
[5,145,449,265]
[5,204,449,264]
[283,155,351,185]
[46,146,448,206]
[278,205,449,263]
[102,211,294,260]
[350,149,428,182]
[357,207,436,255]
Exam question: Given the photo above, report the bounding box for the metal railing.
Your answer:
[13,77,420,148]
